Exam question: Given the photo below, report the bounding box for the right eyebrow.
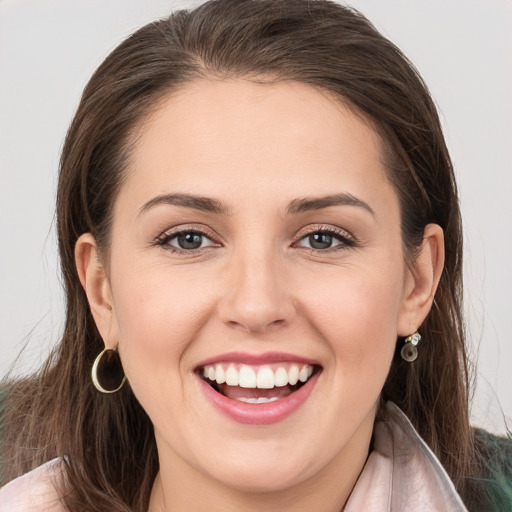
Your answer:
[286,193,375,216]
[138,193,231,217]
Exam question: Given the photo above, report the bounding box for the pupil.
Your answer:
[178,232,202,249]
[310,233,332,249]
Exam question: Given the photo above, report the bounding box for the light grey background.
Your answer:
[1,0,511,434]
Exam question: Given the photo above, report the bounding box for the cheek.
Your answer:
[109,261,216,391]
[298,262,403,377]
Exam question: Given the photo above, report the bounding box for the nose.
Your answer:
[217,248,296,334]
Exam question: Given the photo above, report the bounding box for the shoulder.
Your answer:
[346,402,467,511]
[0,458,65,512]
[378,402,468,510]
[472,428,512,512]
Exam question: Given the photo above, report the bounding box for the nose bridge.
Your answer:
[218,239,294,333]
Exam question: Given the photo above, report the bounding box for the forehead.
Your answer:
[120,78,394,213]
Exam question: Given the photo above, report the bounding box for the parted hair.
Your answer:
[1,1,481,510]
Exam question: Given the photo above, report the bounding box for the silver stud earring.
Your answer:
[91,346,126,393]
[400,331,421,362]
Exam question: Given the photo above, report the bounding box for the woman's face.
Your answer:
[81,79,437,499]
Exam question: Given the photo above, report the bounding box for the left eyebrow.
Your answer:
[286,193,375,216]
[138,193,231,217]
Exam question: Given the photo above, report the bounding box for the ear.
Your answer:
[397,223,445,336]
[75,233,118,348]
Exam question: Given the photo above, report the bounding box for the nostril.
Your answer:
[224,318,287,334]
[265,318,287,333]
[225,320,249,332]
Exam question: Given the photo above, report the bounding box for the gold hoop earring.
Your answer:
[91,347,126,393]
[400,331,421,363]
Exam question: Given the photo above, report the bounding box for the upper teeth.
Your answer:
[202,363,314,389]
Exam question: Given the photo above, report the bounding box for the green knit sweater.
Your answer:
[471,428,512,511]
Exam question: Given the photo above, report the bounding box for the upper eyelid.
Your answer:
[156,224,220,241]
[154,223,356,246]
[154,227,222,254]
[294,224,355,240]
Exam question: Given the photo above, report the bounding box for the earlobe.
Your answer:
[397,224,445,336]
[75,233,118,347]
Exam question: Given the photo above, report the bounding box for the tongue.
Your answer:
[220,384,293,400]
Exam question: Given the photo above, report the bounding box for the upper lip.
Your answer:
[195,351,320,369]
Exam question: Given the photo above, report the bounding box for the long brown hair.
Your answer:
[2,0,478,509]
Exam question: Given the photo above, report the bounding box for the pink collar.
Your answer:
[345,402,467,511]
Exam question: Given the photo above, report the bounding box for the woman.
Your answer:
[0,0,510,510]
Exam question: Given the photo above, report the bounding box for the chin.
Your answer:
[212,460,311,494]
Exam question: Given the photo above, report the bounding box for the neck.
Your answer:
[147,411,375,512]
[149,465,361,512]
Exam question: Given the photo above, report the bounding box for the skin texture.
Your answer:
[76,79,444,512]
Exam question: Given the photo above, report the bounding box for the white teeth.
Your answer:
[225,365,239,386]
[256,367,275,389]
[239,366,257,388]
[215,364,225,384]
[299,365,313,382]
[274,367,288,387]
[288,365,299,385]
[202,363,315,389]
[237,397,280,404]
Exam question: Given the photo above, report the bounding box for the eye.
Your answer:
[305,233,338,250]
[156,229,218,251]
[295,227,356,251]
[172,232,210,250]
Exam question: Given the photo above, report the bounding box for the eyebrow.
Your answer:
[139,193,231,216]
[138,192,374,217]
[286,193,375,216]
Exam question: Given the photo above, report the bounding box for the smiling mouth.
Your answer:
[197,362,322,403]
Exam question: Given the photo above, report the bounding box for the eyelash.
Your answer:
[154,225,220,254]
[153,224,357,254]
[293,225,357,253]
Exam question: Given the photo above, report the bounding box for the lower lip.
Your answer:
[197,371,320,425]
